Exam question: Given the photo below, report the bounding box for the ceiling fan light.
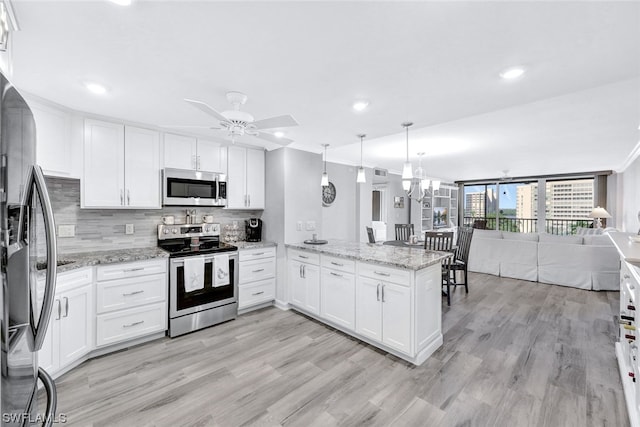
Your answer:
[402,179,411,191]
[321,172,329,187]
[401,162,413,180]
[356,167,366,184]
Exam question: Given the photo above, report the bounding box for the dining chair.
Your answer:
[424,231,454,305]
[394,224,414,241]
[366,226,376,243]
[450,226,474,294]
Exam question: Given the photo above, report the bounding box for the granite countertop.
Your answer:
[286,240,450,271]
[46,247,169,274]
[231,241,277,250]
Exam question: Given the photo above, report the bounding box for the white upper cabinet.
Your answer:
[83,119,160,209]
[163,133,197,170]
[227,146,265,209]
[163,134,226,173]
[31,102,82,178]
[124,127,161,208]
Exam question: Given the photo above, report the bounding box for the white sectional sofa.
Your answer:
[468,229,619,290]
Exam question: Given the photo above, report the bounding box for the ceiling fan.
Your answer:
[168,91,298,145]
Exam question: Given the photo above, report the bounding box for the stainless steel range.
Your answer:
[158,223,238,337]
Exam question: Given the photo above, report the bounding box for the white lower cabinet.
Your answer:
[38,267,94,376]
[320,256,356,330]
[238,247,276,311]
[95,259,167,347]
[289,257,321,315]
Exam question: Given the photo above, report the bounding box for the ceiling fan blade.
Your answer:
[255,131,294,146]
[252,114,299,130]
[184,98,228,122]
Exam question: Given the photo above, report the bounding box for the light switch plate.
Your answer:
[306,221,316,231]
[57,224,75,238]
[125,224,134,235]
[296,221,303,231]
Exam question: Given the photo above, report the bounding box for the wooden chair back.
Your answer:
[454,226,474,263]
[394,224,414,241]
[424,231,454,251]
[366,226,376,243]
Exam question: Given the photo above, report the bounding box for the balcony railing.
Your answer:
[462,217,593,235]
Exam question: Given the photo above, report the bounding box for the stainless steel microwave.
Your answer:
[163,168,227,207]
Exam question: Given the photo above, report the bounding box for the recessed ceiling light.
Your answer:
[274,131,285,138]
[352,100,369,112]
[500,67,525,80]
[84,82,107,95]
[110,0,132,5]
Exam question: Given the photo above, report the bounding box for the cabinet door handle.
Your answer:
[374,271,390,277]
[63,297,69,317]
[298,255,309,259]
[330,261,344,267]
[330,272,342,277]
[127,189,131,205]
[248,194,250,207]
[303,265,306,279]
[120,190,124,205]
[123,267,145,273]
[253,252,265,256]
[252,268,265,273]
[381,284,386,303]
[252,291,265,296]
[299,264,303,278]
[55,299,61,320]
[122,320,144,328]
[192,155,196,170]
[197,155,201,170]
[123,290,144,296]
[376,283,380,301]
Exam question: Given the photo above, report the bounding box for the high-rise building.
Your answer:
[516,183,538,219]
[545,179,594,219]
[465,188,497,218]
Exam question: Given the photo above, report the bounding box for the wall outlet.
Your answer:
[125,224,134,235]
[296,221,303,231]
[57,224,75,238]
[306,221,316,231]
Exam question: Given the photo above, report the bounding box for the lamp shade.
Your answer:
[320,172,329,187]
[402,179,411,191]
[589,206,611,219]
[356,167,366,183]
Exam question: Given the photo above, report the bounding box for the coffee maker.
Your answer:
[245,218,263,242]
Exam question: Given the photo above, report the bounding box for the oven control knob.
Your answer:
[172,228,178,234]
[163,229,169,234]
[204,226,210,232]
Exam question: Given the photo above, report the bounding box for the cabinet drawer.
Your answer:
[359,262,411,286]
[288,248,320,265]
[96,302,166,347]
[238,278,275,309]
[239,247,276,261]
[240,258,275,283]
[96,273,167,314]
[96,259,167,281]
[321,254,356,274]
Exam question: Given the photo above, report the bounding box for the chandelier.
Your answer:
[400,123,440,203]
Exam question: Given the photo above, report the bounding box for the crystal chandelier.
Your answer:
[400,122,440,202]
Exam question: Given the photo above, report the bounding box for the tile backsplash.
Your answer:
[46,177,262,255]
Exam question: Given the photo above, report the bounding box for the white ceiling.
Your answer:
[9,0,640,182]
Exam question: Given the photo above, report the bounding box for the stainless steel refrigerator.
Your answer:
[0,71,58,426]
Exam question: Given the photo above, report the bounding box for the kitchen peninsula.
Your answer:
[286,240,449,365]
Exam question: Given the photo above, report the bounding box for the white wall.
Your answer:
[321,162,357,241]
[620,151,640,232]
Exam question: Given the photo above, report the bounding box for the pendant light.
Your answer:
[401,122,413,181]
[321,143,329,187]
[356,134,366,184]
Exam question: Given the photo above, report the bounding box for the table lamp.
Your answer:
[588,206,611,229]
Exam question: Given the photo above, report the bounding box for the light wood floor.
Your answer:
[51,273,628,426]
